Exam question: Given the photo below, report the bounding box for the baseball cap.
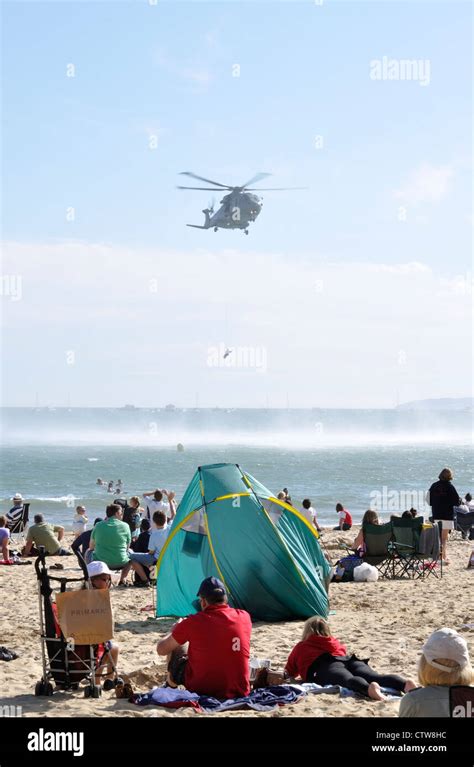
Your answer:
[422,628,470,672]
[87,561,112,578]
[197,576,227,600]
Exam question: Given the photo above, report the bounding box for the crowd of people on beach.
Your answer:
[1,467,473,715]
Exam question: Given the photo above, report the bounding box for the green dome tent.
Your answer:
[156,463,331,621]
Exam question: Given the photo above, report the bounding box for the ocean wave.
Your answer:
[35,496,77,503]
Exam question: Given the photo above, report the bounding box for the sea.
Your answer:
[1,407,472,530]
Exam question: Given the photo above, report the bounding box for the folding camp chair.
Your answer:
[390,517,442,579]
[8,503,30,548]
[449,685,474,717]
[453,510,474,541]
[360,522,394,579]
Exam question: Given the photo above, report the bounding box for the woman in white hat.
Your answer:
[399,628,473,717]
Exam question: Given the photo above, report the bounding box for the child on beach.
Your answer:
[398,628,474,718]
[301,499,322,533]
[334,503,353,531]
[130,519,151,553]
[0,515,11,563]
[86,561,119,687]
[399,628,473,717]
[284,616,416,700]
[73,506,88,539]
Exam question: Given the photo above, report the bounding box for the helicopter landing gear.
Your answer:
[214,227,218,232]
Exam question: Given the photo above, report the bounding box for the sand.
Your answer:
[1,528,472,718]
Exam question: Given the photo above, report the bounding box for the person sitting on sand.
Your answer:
[352,510,380,554]
[129,510,171,570]
[86,561,120,685]
[399,628,473,717]
[0,515,11,562]
[156,577,252,700]
[130,519,151,553]
[72,505,88,539]
[284,615,416,701]
[89,505,149,587]
[334,503,353,531]
[301,499,322,533]
[427,467,461,564]
[22,514,71,557]
[72,517,102,563]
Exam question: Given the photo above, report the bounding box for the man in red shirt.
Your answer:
[156,577,251,700]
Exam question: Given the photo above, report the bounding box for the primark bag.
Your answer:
[56,588,114,645]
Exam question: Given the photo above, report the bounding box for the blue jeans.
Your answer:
[129,552,157,567]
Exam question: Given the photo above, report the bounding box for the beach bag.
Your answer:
[335,555,363,582]
[353,562,379,582]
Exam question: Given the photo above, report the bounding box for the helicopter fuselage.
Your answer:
[192,191,263,232]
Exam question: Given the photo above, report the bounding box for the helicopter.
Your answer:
[177,171,305,234]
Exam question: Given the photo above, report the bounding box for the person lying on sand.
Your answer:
[284,615,417,701]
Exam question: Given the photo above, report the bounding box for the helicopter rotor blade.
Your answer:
[245,187,309,191]
[239,172,272,189]
[179,172,231,189]
[177,186,227,191]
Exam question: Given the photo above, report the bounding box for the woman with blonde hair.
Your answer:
[427,467,461,564]
[285,615,416,701]
[399,628,473,717]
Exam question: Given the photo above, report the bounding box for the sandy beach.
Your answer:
[1,527,472,719]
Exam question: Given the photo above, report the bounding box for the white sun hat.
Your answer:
[422,628,470,672]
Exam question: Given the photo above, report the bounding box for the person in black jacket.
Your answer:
[428,468,460,565]
[130,519,151,553]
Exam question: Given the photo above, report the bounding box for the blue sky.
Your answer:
[2,1,472,407]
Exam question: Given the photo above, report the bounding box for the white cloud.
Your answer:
[1,240,471,408]
[367,262,431,276]
[393,163,454,205]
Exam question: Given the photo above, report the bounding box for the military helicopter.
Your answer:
[177,171,305,234]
